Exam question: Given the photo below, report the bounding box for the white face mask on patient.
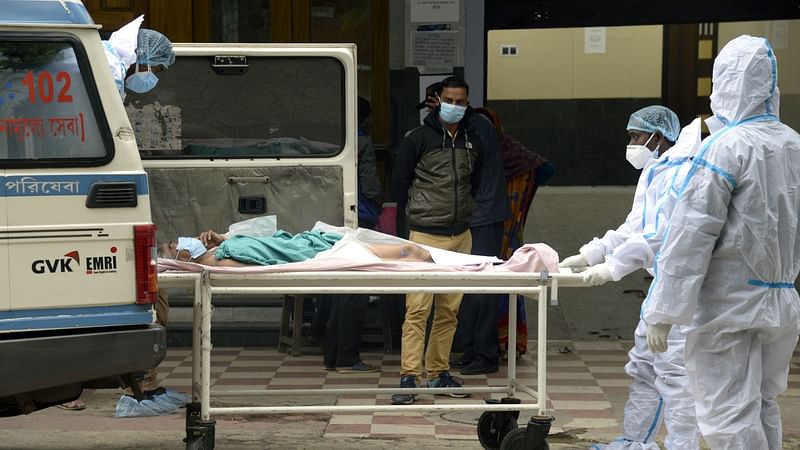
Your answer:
[626,132,659,169]
[175,237,207,261]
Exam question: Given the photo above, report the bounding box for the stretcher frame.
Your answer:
[157,270,585,445]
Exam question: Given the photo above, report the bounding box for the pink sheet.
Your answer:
[158,243,559,275]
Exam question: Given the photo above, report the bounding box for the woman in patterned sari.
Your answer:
[473,108,554,356]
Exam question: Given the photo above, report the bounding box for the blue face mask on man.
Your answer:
[175,237,207,261]
[125,66,159,93]
[438,99,467,124]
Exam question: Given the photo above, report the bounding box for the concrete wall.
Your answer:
[487,26,663,100]
[484,26,666,186]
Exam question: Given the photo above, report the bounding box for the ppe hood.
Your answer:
[710,35,779,125]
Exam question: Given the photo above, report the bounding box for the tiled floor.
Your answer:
[155,341,800,442]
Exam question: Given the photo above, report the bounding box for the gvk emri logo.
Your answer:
[31,248,119,275]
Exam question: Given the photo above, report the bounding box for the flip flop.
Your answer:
[58,400,86,411]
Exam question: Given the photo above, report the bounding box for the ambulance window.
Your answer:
[127,56,346,159]
[0,37,111,166]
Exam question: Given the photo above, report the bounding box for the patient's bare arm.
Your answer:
[367,243,433,262]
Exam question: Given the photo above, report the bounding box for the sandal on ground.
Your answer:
[58,400,86,411]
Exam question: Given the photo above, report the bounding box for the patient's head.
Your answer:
[159,237,208,261]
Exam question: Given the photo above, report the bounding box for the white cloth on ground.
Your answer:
[114,388,191,418]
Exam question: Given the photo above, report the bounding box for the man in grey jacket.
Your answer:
[390,76,484,405]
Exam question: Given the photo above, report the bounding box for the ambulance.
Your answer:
[0,0,164,415]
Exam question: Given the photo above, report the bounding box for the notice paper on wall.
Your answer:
[410,0,459,23]
[584,27,606,54]
[411,30,460,68]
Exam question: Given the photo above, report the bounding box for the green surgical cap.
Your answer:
[627,105,681,142]
[137,29,175,68]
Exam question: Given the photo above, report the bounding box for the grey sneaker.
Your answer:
[391,375,419,405]
[427,371,470,398]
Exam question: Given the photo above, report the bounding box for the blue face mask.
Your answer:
[175,237,206,261]
[438,100,467,124]
[125,67,159,94]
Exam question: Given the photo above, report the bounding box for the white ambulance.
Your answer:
[0,0,164,415]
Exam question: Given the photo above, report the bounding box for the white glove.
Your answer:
[581,262,613,286]
[646,323,672,353]
[559,253,588,269]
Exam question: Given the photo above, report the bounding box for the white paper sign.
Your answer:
[412,31,460,67]
[584,27,606,54]
[410,0,459,23]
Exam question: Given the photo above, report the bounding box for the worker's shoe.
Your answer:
[460,355,499,375]
[427,371,470,398]
[391,375,418,405]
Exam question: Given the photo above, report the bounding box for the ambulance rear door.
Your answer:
[129,44,358,242]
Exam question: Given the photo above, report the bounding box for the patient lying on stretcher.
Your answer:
[159,228,433,267]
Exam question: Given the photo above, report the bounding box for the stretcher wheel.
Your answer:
[184,402,216,450]
[499,427,549,450]
[477,411,518,450]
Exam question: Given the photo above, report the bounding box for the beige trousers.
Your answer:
[400,230,471,379]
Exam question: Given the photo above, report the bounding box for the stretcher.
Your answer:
[158,265,586,450]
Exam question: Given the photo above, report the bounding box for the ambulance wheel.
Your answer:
[499,427,550,450]
[477,411,518,450]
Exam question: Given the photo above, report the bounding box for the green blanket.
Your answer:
[215,230,342,265]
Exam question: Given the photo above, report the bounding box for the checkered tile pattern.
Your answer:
[156,341,800,441]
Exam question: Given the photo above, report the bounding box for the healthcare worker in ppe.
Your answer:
[100,16,178,417]
[584,118,704,450]
[560,105,680,273]
[644,35,800,450]
[102,15,175,100]
[560,105,686,450]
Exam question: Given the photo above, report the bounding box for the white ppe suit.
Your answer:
[102,15,144,100]
[592,119,704,450]
[643,35,800,450]
[579,159,652,266]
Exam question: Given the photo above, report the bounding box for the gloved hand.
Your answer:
[646,323,672,353]
[559,254,588,270]
[581,262,613,286]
